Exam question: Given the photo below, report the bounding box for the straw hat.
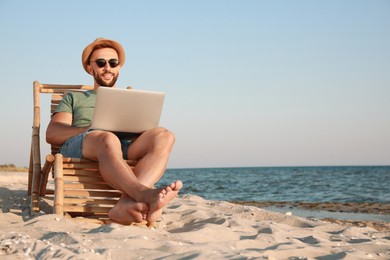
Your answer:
[81,38,125,73]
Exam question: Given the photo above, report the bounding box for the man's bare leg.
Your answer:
[127,128,175,187]
[125,128,180,223]
[82,129,182,224]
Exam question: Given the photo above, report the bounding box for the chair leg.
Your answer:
[31,127,42,213]
[31,161,41,213]
[31,194,40,213]
[54,153,64,216]
[39,154,55,196]
[28,143,33,196]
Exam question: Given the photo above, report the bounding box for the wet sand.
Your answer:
[232,201,390,232]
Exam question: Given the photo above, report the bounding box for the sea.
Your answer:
[160,166,390,221]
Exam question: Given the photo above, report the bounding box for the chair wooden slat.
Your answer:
[63,169,101,176]
[64,183,115,190]
[63,205,112,214]
[63,198,119,205]
[51,94,64,100]
[63,175,105,183]
[61,190,122,198]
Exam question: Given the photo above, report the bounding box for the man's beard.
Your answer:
[93,71,119,87]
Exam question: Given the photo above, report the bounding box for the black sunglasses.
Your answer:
[92,58,120,68]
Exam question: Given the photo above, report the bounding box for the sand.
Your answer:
[1,172,389,259]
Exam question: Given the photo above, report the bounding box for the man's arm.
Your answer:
[46,112,90,146]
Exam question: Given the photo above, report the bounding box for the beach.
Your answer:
[1,171,390,259]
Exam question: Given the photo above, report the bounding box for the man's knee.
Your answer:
[85,131,121,152]
[98,131,121,146]
[144,127,175,152]
[154,127,175,146]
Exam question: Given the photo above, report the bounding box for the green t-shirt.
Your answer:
[55,90,96,127]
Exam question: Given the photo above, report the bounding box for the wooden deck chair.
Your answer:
[28,81,137,224]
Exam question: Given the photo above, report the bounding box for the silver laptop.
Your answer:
[91,87,165,133]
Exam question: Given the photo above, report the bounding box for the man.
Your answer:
[46,38,183,225]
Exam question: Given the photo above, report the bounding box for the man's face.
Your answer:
[88,48,121,87]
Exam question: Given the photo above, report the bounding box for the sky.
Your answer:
[0,0,389,168]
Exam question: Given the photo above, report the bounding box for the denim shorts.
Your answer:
[59,131,137,159]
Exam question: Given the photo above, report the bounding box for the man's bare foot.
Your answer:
[108,194,149,225]
[145,180,183,224]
